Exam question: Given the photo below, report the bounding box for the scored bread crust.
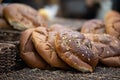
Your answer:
[32,27,70,69]
[81,19,105,34]
[3,3,47,30]
[55,29,99,72]
[84,33,120,67]
[20,28,50,69]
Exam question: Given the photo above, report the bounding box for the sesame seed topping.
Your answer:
[66,46,70,50]
[74,63,77,65]
[107,51,109,54]
[62,37,65,39]
[82,54,84,56]
[69,39,72,42]
[93,52,95,54]
[85,51,87,54]
[86,47,88,49]
[115,40,118,43]
[74,35,78,38]
[88,58,90,61]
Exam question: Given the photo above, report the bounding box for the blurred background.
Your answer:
[1,0,120,20]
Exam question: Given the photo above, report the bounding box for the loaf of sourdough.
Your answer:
[20,28,50,69]
[81,19,105,34]
[84,33,120,67]
[32,27,70,69]
[54,28,99,72]
[3,3,47,30]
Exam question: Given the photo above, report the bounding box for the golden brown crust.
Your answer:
[32,27,70,69]
[20,28,50,69]
[105,10,120,22]
[105,11,120,39]
[84,33,120,67]
[3,3,47,30]
[81,19,105,34]
[55,30,99,72]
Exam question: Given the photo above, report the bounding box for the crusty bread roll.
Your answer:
[3,3,47,30]
[105,11,120,39]
[55,29,99,72]
[81,19,105,34]
[84,34,120,67]
[32,27,70,69]
[20,28,50,69]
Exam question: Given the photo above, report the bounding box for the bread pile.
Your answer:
[20,9,120,72]
[1,3,119,72]
[17,4,119,72]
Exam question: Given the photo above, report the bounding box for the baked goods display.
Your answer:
[105,10,120,39]
[0,3,120,73]
[81,19,106,34]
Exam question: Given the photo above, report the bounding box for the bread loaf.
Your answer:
[3,3,47,30]
[105,11,120,39]
[105,10,120,22]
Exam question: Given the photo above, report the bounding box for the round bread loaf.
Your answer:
[55,30,99,72]
[20,28,50,69]
[32,27,70,69]
[81,19,105,34]
[84,34,120,67]
[105,11,120,39]
[3,3,47,30]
